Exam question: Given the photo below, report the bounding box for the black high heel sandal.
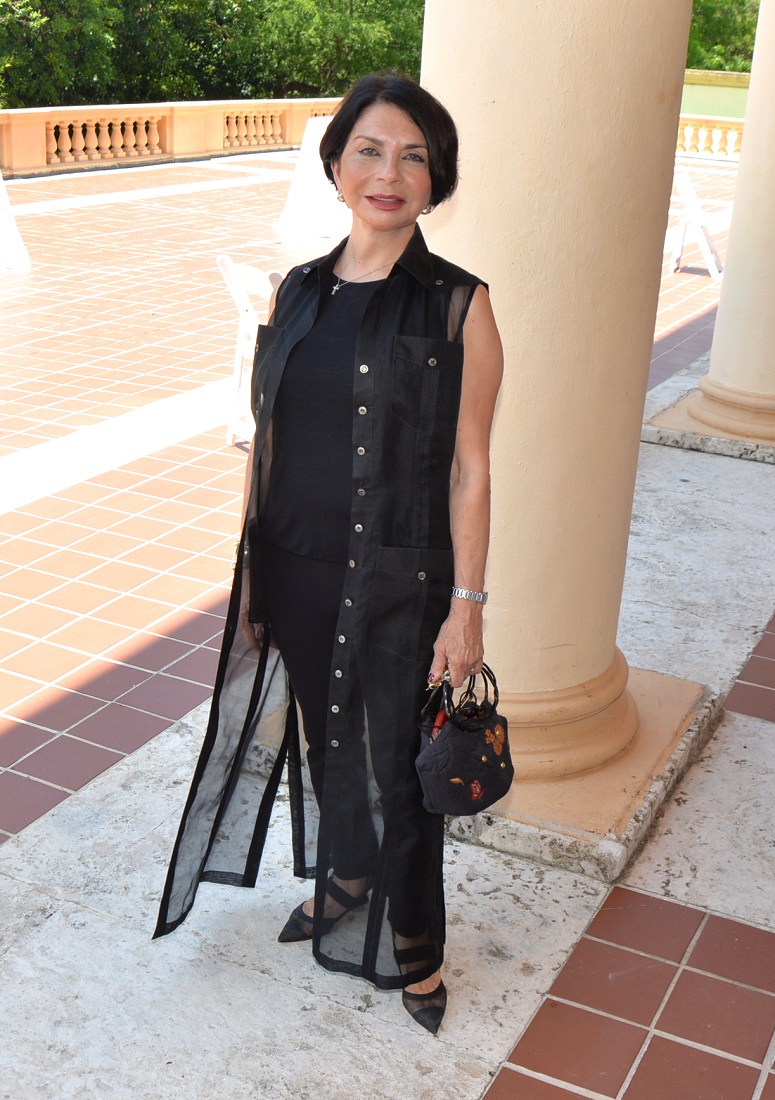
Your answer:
[277,875,370,943]
[393,941,447,1035]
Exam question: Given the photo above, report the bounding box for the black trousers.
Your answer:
[258,538,379,881]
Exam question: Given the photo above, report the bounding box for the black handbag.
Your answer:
[415,663,514,816]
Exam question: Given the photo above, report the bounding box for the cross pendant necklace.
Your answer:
[331,260,393,295]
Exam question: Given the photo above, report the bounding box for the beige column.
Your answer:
[690,0,775,441]
[422,0,693,778]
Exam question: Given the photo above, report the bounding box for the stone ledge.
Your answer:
[642,352,775,463]
[447,669,721,882]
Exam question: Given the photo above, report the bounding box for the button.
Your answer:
[354,524,363,533]
[360,364,369,374]
[358,406,368,415]
[330,739,340,748]
[338,635,346,643]
[357,488,366,497]
[344,598,352,607]
[335,669,343,678]
[417,571,426,580]
[331,705,340,714]
[302,266,310,273]
[348,559,356,568]
[428,357,437,366]
[435,278,444,285]
[357,446,366,455]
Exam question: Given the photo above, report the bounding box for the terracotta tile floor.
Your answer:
[5,155,775,1097]
[487,886,775,1100]
[724,614,775,723]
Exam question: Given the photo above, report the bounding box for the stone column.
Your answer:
[690,0,775,441]
[421,0,693,778]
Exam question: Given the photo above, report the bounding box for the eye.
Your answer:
[357,145,379,156]
[404,152,427,165]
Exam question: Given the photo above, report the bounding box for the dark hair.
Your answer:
[319,73,459,209]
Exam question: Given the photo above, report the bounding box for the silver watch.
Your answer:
[451,586,488,605]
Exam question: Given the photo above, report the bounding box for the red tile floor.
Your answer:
[487,886,775,1099]
[2,154,774,1099]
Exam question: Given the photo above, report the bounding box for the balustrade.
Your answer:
[676,114,742,160]
[0,99,353,176]
[222,109,285,149]
[41,115,162,167]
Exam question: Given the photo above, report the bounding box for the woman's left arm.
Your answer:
[429,284,504,688]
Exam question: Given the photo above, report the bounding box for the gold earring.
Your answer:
[336,190,346,203]
[422,204,433,215]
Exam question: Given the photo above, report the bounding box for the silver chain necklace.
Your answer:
[331,261,392,295]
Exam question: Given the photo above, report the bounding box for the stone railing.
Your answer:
[676,113,743,160]
[1,99,743,176]
[0,98,339,176]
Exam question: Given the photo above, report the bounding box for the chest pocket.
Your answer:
[390,335,464,431]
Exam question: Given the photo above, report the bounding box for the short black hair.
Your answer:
[319,73,459,209]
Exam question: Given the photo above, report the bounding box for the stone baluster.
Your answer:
[135,118,149,156]
[110,120,126,158]
[225,114,237,147]
[83,119,100,161]
[270,113,282,144]
[235,113,246,146]
[123,118,137,156]
[147,116,160,154]
[257,114,268,145]
[55,122,74,163]
[246,113,257,146]
[71,121,88,162]
[97,118,113,160]
[45,121,59,165]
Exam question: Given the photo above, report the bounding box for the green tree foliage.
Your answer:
[0,0,119,107]
[258,0,424,97]
[687,0,760,72]
[0,0,424,107]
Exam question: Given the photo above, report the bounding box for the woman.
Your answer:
[154,73,503,1035]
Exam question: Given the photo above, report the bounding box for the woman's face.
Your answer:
[332,102,433,235]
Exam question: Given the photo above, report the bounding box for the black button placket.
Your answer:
[325,287,381,758]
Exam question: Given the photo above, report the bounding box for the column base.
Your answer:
[502,648,638,780]
[691,376,775,441]
[449,669,718,881]
[647,386,775,460]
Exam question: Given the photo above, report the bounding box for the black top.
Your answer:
[260,277,381,562]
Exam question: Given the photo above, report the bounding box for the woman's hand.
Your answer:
[428,601,484,687]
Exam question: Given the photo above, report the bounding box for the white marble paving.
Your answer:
[619,439,775,692]
[624,709,775,931]
[0,707,606,1099]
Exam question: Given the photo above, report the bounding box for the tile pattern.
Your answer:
[486,886,775,1100]
[725,613,775,723]
[1,163,296,458]
[0,429,243,838]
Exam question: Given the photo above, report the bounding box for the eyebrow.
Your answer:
[351,134,428,150]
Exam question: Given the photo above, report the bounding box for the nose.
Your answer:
[375,150,402,184]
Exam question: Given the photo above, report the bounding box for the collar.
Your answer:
[298,225,440,291]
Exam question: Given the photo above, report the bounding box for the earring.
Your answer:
[422,204,433,215]
[336,190,346,203]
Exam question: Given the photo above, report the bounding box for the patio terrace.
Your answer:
[1,152,774,1099]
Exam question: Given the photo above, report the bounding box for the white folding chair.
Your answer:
[669,170,724,281]
[217,254,281,445]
